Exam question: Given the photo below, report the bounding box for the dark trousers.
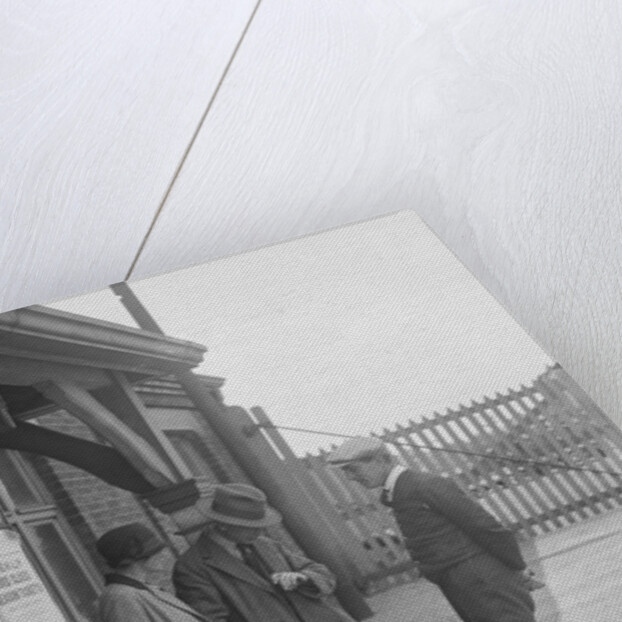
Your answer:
[433,554,536,622]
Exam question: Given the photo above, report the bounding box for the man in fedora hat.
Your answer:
[172,483,354,622]
[328,437,538,622]
[96,523,209,622]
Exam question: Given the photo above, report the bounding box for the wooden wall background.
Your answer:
[2,1,622,430]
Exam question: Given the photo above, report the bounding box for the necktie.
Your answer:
[236,543,268,579]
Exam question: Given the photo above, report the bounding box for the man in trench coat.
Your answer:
[328,437,537,622]
[173,483,355,622]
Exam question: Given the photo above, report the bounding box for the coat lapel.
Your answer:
[252,538,292,573]
[198,536,274,592]
[392,469,415,503]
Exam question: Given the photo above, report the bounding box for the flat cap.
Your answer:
[326,437,386,465]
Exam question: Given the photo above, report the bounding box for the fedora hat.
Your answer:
[193,484,281,529]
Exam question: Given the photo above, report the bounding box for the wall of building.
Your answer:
[28,411,158,576]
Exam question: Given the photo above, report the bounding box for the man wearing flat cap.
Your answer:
[173,483,354,622]
[328,437,537,622]
[96,523,209,622]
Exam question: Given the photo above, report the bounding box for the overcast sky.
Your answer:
[48,212,552,455]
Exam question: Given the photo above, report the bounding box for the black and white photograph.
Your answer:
[1,213,620,622]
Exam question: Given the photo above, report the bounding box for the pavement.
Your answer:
[365,507,622,621]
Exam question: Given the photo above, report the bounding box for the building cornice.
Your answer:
[0,306,206,375]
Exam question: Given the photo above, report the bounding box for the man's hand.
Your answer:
[271,572,308,591]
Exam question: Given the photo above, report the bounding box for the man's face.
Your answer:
[340,455,390,489]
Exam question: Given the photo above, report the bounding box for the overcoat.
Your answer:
[98,575,210,622]
[389,470,527,578]
[173,534,354,622]
[387,470,536,622]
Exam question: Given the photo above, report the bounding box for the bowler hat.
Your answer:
[327,436,387,465]
[96,523,165,568]
[195,484,281,529]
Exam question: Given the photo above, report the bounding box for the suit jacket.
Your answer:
[98,578,210,622]
[388,470,527,580]
[173,534,354,622]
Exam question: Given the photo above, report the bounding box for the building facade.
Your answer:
[0,305,370,622]
[0,307,246,620]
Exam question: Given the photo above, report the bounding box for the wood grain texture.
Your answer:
[0,0,257,311]
[132,0,622,428]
